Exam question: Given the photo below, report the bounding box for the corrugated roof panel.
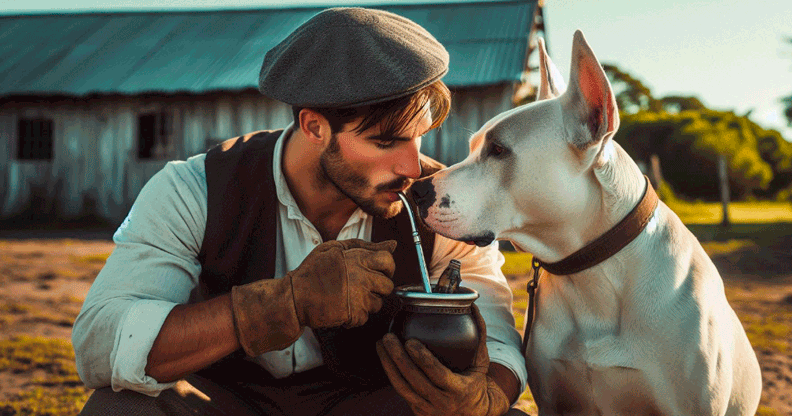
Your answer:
[384,2,532,42]
[0,15,104,86]
[444,41,527,86]
[0,1,537,96]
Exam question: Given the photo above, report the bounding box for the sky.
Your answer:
[2,0,791,139]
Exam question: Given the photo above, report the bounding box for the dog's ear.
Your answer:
[537,37,565,100]
[560,30,620,166]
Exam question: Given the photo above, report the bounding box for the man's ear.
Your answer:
[560,30,619,166]
[298,108,331,145]
[536,37,566,101]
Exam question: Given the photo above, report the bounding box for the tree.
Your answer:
[602,64,662,113]
[783,36,792,126]
[614,109,774,201]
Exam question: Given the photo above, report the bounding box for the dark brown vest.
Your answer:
[196,130,444,387]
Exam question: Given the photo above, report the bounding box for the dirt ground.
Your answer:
[0,234,791,415]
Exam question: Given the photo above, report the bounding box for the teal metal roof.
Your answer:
[0,1,537,97]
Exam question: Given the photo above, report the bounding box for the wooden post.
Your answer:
[649,154,663,190]
[718,154,730,227]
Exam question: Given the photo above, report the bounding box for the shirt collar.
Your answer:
[273,123,367,225]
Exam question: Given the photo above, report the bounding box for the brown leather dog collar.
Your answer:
[536,175,659,275]
[522,176,659,353]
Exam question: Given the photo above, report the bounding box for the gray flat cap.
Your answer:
[258,7,449,108]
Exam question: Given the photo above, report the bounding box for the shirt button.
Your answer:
[313,239,320,245]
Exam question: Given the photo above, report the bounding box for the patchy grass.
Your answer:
[0,336,78,375]
[501,251,534,275]
[0,336,90,415]
[0,303,32,315]
[755,406,781,416]
[665,200,792,225]
[514,388,538,415]
[742,314,792,354]
[23,313,74,328]
[0,387,89,416]
[70,253,110,265]
[699,239,758,257]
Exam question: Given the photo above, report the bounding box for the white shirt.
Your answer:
[72,125,527,397]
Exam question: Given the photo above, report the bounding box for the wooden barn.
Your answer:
[0,0,546,225]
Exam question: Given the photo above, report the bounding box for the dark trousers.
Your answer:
[79,367,416,416]
[79,366,531,416]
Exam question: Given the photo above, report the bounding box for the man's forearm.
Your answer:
[489,362,521,404]
[145,294,240,383]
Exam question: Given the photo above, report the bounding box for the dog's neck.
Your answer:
[510,141,647,268]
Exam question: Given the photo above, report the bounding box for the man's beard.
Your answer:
[319,134,410,219]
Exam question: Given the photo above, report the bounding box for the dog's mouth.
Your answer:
[461,233,495,247]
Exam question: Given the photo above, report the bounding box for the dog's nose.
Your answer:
[410,178,436,214]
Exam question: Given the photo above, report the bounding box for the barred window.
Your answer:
[137,111,174,160]
[17,118,54,160]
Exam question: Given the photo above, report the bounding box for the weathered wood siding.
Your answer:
[0,84,513,223]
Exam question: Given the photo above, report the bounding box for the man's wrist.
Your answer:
[487,362,521,404]
[231,278,303,356]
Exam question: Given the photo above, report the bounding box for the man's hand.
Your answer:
[232,239,397,356]
[376,305,510,416]
[290,239,397,328]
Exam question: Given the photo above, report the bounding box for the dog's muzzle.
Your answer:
[410,178,436,220]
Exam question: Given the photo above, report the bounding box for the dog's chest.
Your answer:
[527,329,665,414]
[526,273,667,415]
[534,358,664,415]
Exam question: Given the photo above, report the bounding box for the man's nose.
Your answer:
[394,140,422,179]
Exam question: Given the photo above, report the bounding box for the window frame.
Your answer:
[15,116,55,162]
[136,108,177,161]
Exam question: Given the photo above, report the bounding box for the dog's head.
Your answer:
[413,30,622,253]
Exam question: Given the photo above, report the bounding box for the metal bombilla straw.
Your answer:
[397,191,433,294]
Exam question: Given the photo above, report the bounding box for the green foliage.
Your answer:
[753,125,792,199]
[658,95,707,112]
[616,109,775,200]
[601,62,792,201]
[603,63,662,113]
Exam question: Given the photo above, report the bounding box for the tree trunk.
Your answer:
[718,154,730,227]
[649,154,663,190]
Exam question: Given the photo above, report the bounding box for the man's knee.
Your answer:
[79,378,248,416]
[79,387,166,416]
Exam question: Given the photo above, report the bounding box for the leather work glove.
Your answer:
[376,304,510,416]
[232,239,397,356]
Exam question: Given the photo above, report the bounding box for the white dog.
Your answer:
[411,30,762,415]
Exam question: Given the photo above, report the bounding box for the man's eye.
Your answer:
[375,140,397,149]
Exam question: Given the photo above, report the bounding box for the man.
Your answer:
[73,7,526,416]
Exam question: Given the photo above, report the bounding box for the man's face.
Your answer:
[319,109,432,218]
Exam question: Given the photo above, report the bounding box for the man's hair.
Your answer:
[292,80,451,138]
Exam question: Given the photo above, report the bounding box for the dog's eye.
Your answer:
[489,144,505,157]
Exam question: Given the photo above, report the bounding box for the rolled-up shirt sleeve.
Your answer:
[429,237,528,394]
[72,154,207,396]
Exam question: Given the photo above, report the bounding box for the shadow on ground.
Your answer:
[689,222,792,278]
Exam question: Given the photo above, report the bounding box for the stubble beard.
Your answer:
[319,134,406,219]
